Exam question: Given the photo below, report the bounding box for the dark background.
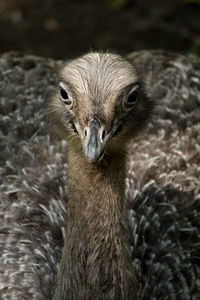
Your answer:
[0,0,200,60]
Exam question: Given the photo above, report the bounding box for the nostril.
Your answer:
[101,130,106,141]
[84,130,87,137]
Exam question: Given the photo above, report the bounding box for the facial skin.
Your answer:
[49,52,153,162]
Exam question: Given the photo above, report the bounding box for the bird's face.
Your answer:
[49,53,153,163]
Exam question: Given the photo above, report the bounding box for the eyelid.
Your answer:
[59,81,73,102]
[60,81,71,95]
[128,83,140,95]
[121,83,139,111]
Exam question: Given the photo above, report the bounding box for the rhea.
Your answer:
[49,52,153,300]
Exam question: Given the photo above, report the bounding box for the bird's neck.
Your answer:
[54,148,137,300]
[68,148,127,222]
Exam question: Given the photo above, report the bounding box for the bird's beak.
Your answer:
[83,118,107,163]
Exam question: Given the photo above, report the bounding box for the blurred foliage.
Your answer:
[0,0,200,58]
[188,36,200,55]
[185,0,200,3]
[107,0,130,10]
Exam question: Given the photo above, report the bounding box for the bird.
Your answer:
[48,52,153,300]
[0,50,200,300]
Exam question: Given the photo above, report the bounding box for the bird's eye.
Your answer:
[59,82,73,106]
[125,89,138,108]
[60,87,68,100]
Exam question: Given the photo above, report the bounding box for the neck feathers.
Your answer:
[53,149,138,300]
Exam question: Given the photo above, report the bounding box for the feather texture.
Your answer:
[0,51,200,299]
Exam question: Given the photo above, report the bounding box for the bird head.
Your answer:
[49,52,153,163]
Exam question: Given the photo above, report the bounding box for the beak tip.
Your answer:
[85,146,99,162]
[83,117,106,163]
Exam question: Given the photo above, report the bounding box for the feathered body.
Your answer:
[0,51,199,300]
[49,53,152,299]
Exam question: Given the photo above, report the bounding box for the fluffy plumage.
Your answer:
[0,51,200,299]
